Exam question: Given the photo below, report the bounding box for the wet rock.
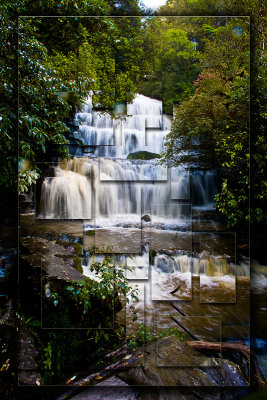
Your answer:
[64,246,76,255]
[141,215,151,222]
[18,333,42,386]
[118,336,247,388]
[20,214,83,242]
[161,249,174,256]
[18,370,42,386]
[71,376,137,400]
[58,337,247,399]
[20,237,84,281]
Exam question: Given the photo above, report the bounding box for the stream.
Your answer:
[21,94,267,381]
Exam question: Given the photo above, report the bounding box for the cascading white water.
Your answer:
[39,94,217,220]
[75,94,168,157]
[40,165,92,219]
[82,248,241,277]
[82,246,247,305]
[37,93,251,302]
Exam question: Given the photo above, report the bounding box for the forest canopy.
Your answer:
[0,0,266,248]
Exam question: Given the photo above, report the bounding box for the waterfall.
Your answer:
[75,94,167,158]
[36,93,252,285]
[40,165,92,220]
[153,251,239,276]
[39,94,217,220]
[82,246,247,305]
[191,170,217,207]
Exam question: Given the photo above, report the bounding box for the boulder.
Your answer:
[70,376,137,400]
[117,336,247,390]
[141,214,151,222]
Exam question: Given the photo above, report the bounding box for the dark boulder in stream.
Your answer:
[141,214,151,222]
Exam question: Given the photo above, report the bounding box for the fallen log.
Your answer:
[105,348,127,361]
[105,344,127,359]
[188,341,248,360]
[68,352,144,386]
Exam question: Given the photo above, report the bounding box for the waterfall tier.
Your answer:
[40,94,217,220]
[75,94,169,158]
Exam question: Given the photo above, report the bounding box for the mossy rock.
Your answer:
[127,151,160,160]
[73,242,83,255]
[149,249,157,258]
[85,230,95,236]
[73,257,83,273]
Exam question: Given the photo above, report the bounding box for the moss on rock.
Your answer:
[85,230,95,236]
[127,151,160,160]
[73,257,83,273]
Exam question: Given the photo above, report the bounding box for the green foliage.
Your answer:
[201,21,250,78]
[38,252,141,383]
[64,255,138,315]
[250,51,267,226]
[160,0,266,236]
[140,19,200,114]
[42,331,81,382]
[160,0,266,28]
[161,19,251,228]
[31,15,151,110]
[0,2,19,192]
[127,322,186,349]
[1,1,149,194]
[18,169,39,194]
[18,18,73,164]
[43,341,53,371]
[40,324,125,384]
[215,179,248,227]
[48,254,138,322]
